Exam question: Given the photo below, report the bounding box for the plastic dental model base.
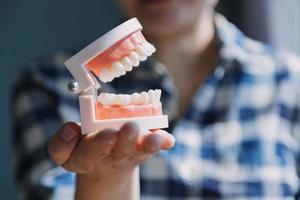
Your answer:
[65,18,169,135]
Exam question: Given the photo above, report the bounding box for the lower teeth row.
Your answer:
[98,89,161,106]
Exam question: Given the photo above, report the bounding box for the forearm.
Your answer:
[75,167,140,200]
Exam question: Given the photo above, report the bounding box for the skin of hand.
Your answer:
[47,122,175,199]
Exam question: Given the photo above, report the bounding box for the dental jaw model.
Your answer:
[65,18,168,135]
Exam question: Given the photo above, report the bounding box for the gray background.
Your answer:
[0,0,299,199]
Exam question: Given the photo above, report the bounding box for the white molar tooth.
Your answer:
[140,91,149,104]
[130,93,142,105]
[148,89,156,104]
[111,62,126,77]
[121,57,133,71]
[114,94,129,106]
[98,93,113,106]
[99,68,114,82]
[121,94,130,105]
[109,94,120,105]
[144,42,156,54]
[136,45,148,61]
[106,74,114,82]
[142,43,153,56]
[142,41,153,56]
[138,54,147,62]
[129,52,140,67]
[122,95,130,105]
[155,89,162,103]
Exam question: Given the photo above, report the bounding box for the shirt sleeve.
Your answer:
[11,59,77,200]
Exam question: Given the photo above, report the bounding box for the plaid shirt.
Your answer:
[12,14,300,200]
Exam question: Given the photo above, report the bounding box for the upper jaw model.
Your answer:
[65,18,168,134]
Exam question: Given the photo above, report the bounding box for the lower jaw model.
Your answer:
[65,18,168,135]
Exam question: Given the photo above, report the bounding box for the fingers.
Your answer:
[130,129,175,166]
[68,128,117,173]
[152,130,176,150]
[75,128,117,160]
[111,122,139,160]
[48,121,176,175]
[47,122,81,166]
[141,130,175,153]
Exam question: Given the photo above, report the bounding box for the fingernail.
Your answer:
[169,136,176,147]
[60,124,77,142]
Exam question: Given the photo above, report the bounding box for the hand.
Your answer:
[47,122,175,178]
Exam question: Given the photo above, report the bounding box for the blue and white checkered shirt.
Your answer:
[12,15,300,199]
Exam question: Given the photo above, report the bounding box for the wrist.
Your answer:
[75,167,140,200]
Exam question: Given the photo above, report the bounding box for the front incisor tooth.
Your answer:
[111,62,126,77]
[129,52,140,67]
[136,45,147,61]
[121,57,133,71]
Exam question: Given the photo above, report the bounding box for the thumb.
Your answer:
[47,122,81,166]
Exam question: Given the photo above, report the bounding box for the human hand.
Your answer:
[47,122,175,178]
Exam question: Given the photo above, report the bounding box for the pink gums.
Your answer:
[96,103,163,120]
[86,31,145,75]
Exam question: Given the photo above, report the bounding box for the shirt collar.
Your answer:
[214,14,248,73]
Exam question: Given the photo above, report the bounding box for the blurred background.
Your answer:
[1,0,300,199]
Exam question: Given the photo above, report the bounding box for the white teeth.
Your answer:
[113,94,129,106]
[98,42,156,83]
[136,45,148,61]
[98,93,114,106]
[98,62,127,82]
[121,57,133,71]
[147,89,161,104]
[122,95,130,105]
[140,91,149,104]
[98,90,162,106]
[148,89,156,104]
[130,93,142,105]
[155,89,161,103]
[111,62,126,77]
[129,52,140,66]
[142,44,153,56]
[142,42,155,56]
[99,67,114,83]
[144,42,156,54]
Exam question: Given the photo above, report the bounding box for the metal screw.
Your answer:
[68,81,80,94]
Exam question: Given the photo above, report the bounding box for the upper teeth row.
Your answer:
[98,42,156,83]
[98,89,161,106]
